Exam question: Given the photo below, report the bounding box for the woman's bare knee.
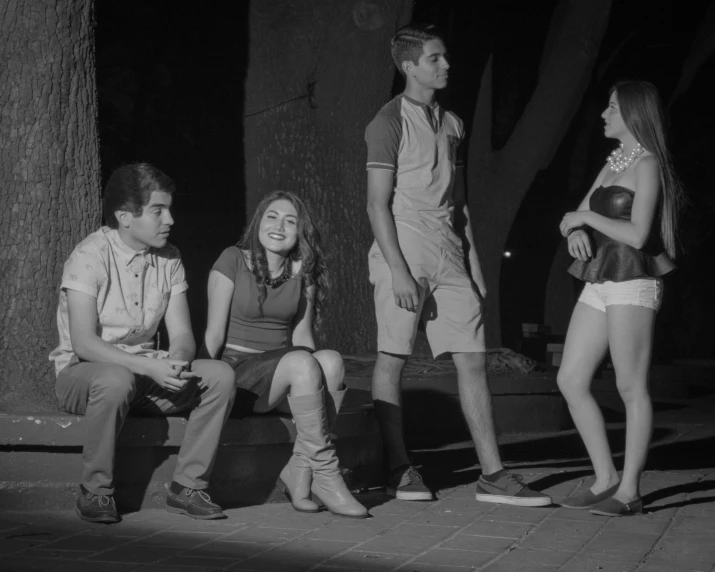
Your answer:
[314,349,345,392]
[283,351,322,394]
[557,368,591,400]
[615,377,649,403]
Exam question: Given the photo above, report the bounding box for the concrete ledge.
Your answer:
[0,387,376,448]
[595,364,714,399]
[347,372,573,449]
[0,388,383,511]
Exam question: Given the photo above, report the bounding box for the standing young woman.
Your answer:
[557,80,683,516]
[203,190,368,519]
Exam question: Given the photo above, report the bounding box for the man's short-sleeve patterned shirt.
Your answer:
[365,93,465,255]
[49,227,189,376]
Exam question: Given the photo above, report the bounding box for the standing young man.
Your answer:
[50,163,237,523]
[365,24,551,506]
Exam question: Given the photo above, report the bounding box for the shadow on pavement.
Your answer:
[644,480,715,512]
[411,427,678,491]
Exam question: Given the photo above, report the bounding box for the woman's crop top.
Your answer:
[212,247,302,351]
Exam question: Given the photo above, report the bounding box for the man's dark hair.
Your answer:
[390,23,443,76]
[103,163,176,229]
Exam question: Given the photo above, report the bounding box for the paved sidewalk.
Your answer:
[1,466,714,572]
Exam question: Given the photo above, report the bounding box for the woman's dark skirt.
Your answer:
[220,345,313,418]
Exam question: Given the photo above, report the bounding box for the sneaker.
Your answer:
[387,465,434,501]
[166,482,226,520]
[76,485,120,524]
[475,471,552,507]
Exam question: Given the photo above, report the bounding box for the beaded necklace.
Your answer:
[606,143,644,173]
[251,255,292,289]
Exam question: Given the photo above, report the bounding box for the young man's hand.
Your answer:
[392,267,421,312]
[142,358,196,392]
[472,275,488,300]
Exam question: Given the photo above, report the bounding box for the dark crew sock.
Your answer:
[481,469,507,483]
[170,481,187,495]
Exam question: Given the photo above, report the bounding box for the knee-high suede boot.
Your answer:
[325,387,347,434]
[279,393,321,513]
[312,387,350,510]
[290,390,368,518]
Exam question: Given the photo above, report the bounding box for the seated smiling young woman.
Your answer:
[203,190,368,519]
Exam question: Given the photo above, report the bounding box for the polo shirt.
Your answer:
[49,227,188,375]
[365,93,465,255]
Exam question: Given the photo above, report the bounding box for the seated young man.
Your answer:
[49,163,236,524]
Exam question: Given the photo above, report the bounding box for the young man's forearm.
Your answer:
[168,333,196,364]
[367,202,409,273]
[461,202,487,292]
[73,335,157,375]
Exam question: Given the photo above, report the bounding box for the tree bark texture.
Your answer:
[0,0,101,411]
[243,0,412,353]
[467,0,612,346]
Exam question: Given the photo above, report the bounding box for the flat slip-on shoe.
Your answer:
[560,482,621,509]
[589,496,644,516]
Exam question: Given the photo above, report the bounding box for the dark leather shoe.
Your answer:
[166,483,225,520]
[560,482,620,509]
[590,496,644,516]
[76,485,120,524]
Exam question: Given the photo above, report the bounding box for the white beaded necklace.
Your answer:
[606,143,644,173]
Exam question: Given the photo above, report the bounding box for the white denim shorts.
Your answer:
[578,278,663,313]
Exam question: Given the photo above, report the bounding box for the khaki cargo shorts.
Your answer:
[368,232,485,357]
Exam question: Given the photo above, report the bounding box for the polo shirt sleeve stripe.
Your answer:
[365,98,402,172]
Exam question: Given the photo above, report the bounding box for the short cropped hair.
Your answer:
[103,163,176,229]
[391,23,443,76]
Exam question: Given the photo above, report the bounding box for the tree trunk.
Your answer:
[467,0,611,346]
[243,0,412,353]
[669,1,715,108]
[0,0,101,411]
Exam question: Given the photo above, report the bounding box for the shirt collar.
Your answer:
[104,227,156,267]
[401,93,439,110]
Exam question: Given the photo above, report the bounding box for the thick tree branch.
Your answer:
[504,0,612,175]
[669,1,715,107]
[469,54,493,162]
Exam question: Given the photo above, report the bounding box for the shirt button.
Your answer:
[135,302,139,306]
[135,274,139,278]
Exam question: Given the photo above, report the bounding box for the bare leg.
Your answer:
[253,350,344,415]
[452,351,502,474]
[606,304,655,502]
[557,302,619,493]
[372,352,411,472]
[257,350,364,516]
[313,350,346,393]
[253,351,322,413]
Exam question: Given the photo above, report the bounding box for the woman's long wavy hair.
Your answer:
[612,80,685,258]
[239,191,331,330]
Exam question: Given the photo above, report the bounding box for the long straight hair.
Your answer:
[239,191,330,330]
[612,80,684,258]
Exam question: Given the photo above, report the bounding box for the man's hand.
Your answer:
[392,267,421,312]
[142,358,197,393]
[567,229,592,261]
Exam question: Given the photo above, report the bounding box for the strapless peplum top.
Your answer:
[567,185,676,283]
